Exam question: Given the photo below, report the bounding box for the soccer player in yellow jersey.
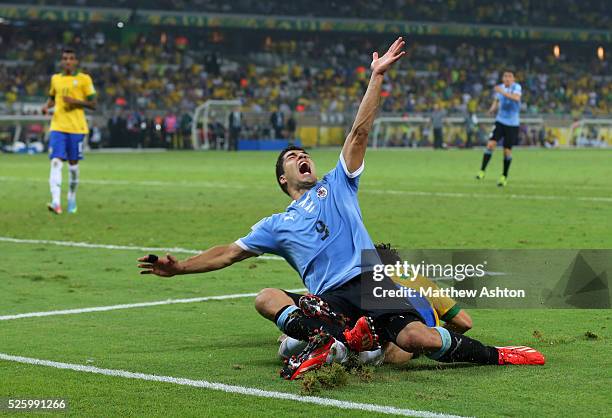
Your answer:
[42,48,97,214]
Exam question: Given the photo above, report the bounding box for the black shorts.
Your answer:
[490,121,519,149]
[283,274,423,343]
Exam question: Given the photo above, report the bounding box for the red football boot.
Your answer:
[497,346,546,365]
[47,203,62,215]
[343,316,379,352]
[280,332,337,380]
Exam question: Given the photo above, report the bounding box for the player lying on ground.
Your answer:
[476,68,521,187]
[138,37,545,380]
[278,243,474,366]
[42,47,97,214]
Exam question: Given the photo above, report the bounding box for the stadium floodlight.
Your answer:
[191,99,241,150]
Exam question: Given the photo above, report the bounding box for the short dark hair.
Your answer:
[275,145,306,196]
[502,68,515,75]
[62,47,76,56]
[374,243,402,264]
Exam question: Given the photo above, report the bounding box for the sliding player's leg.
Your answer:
[255,288,348,344]
[256,288,352,379]
[257,285,385,379]
[387,316,544,366]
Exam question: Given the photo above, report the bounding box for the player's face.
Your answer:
[502,72,514,87]
[61,53,78,72]
[281,150,317,192]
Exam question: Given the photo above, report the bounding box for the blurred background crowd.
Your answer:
[19,0,611,29]
[0,0,610,149]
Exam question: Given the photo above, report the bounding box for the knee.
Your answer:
[396,324,442,354]
[254,287,294,321]
[254,288,277,315]
[452,311,473,333]
[382,342,413,365]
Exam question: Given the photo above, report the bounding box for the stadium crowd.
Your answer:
[1,26,609,121]
[20,0,611,29]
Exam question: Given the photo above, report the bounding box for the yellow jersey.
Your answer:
[49,71,96,134]
[393,274,459,321]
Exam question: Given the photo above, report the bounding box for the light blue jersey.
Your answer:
[236,155,375,295]
[495,82,522,127]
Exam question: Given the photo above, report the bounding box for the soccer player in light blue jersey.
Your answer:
[139,40,544,379]
[477,69,522,186]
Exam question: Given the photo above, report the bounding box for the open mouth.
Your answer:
[299,161,311,175]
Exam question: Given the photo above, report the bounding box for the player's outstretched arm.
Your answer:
[137,243,255,277]
[342,37,406,173]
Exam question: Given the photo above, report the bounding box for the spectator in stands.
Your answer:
[89,124,102,149]
[228,106,242,151]
[286,112,297,144]
[464,112,477,148]
[208,119,226,149]
[270,108,285,139]
[107,111,127,147]
[431,103,446,149]
[126,110,143,148]
[180,112,193,149]
[164,112,179,149]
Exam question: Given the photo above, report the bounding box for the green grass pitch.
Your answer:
[0,148,610,417]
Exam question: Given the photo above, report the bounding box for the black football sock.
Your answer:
[428,327,499,365]
[274,305,346,343]
[481,149,493,171]
[503,155,512,177]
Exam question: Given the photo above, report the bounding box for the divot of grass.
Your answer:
[300,363,349,395]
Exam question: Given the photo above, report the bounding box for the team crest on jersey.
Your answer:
[316,186,328,199]
[73,80,78,86]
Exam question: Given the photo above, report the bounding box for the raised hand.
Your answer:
[371,37,406,75]
[138,253,182,277]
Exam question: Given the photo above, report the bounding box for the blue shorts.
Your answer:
[48,131,85,161]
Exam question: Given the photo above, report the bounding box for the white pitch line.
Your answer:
[0,353,466,418]
[0,236,283,261]
[0,176,260,191]
[1,175,611,203]
[365,188,612,203]
[0,289,306,321]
